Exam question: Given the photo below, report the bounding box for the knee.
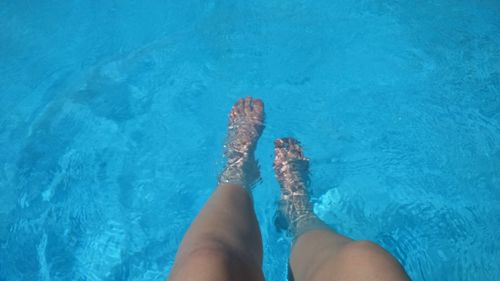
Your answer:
[171,247,263,281]
[180,246,234,267]
[169,247,234,279]
[342,240,388,257]
[304,240,408,281]
[337,240,396,264]
[334,240,408,278]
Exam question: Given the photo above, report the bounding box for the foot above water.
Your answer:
[218,97,265,189]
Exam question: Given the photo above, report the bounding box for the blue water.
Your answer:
[1,1,499,280]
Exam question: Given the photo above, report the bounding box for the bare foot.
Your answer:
[274,138,322,236]
[218,97,265,189]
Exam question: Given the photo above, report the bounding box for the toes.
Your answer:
[274,138,286,148]
[236,97,265,118]
[253,99,264,115]
[229,98,244,120]
[274,138,290,163]
[274,138,305,160]
[229,97,264,123]
[244,96,253,115]
[287,138,300,146]
[287,148,304,159]
[230,108,237,120]
[275,138,299,149]
[289,141,304,158]
[236,98,245,113]
[273,139,287,160]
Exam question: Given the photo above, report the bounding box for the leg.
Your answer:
[168,184,264,281]
[168,97,265,281]
[273,138,410,281]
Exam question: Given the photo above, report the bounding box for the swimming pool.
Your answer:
[1,0,499,280]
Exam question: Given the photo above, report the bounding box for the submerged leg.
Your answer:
[273,138,410,281]
[168,97,265,281]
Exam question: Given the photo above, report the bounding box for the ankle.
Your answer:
[218,155,259,190]
[278,193,325,238]
[292,216,329,240]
